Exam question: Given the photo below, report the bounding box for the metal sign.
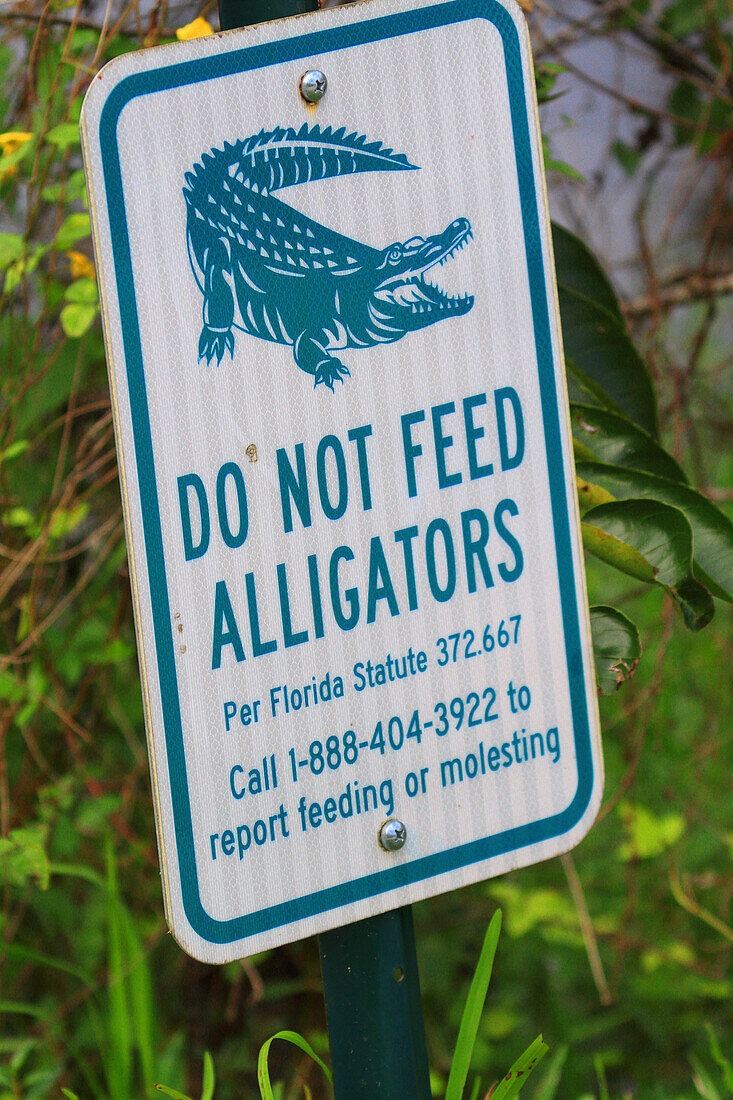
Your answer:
[82,0,603,963]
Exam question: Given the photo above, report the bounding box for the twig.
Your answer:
[561,852,613,1006]
[624,270,733,314]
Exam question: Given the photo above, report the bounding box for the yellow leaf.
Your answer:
[176,16,214,39]
[0,132,33,154]
[66,251,96,280]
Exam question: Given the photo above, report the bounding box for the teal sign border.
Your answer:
[98,0,595,945]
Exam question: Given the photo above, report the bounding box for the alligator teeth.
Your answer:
[233,194,242,205]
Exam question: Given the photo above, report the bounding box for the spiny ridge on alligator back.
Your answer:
[182,124,418,200]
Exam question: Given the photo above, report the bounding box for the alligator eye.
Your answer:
[388,247,402,265]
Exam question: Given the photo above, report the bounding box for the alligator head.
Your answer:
[368,217,474,333]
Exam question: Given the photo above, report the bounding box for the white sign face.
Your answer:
[82,0,603,963]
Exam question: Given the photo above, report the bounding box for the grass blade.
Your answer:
[105,837,132,1100]
[532,1044,568,1100]
[121,903,157,1095]
[487,1035,548,1099]
[201,1051,215,1100]
[257,1031,332,1100]
[155,1086,193,1099]
[445,909,502,1100]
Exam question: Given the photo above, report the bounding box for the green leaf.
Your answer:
[571,404,686,482]
[201,1052,215,1100]
[582,498,714,629]
[60,302,97,337]
[705,1025,733,1091]
[45,122,81,149]
[612,139,642,176]
[4,244,47,294]
[120,904,156,1095]
[55,213,91,250]
[487,1035,549,1099]
[617,801,685,859]
[552,223,622,320]
[0,439,29,464]
[0,232,24,270]
[532,1044,568,1100]
[105,839,132,1100]
[257,1031,332,1100]
[576,462,733,602]
[589,605,642,694]
[446,910,502,1100]
[559,287,658,437]
[65,276,98,304]
[155,1086,193,1100]
[0,826,50,890]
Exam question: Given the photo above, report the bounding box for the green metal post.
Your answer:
[214,4,432,1094]
[319,906,432,1100]
[218,0,319,32]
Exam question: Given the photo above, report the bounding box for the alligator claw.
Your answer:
[198,327,234,365]
[314,358,351,392]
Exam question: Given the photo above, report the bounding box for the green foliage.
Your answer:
[445,910,503,1100]
[588,607,641,696]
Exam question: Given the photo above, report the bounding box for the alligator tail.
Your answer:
[184,124,418,200]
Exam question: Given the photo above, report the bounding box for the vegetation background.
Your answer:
[0,0,731,1097]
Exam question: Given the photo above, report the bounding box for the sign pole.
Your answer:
[214,4,433,1096]
[319,906,432,1100]
[218,0,320,32]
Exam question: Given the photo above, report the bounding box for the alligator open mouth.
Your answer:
[392,220,474,318]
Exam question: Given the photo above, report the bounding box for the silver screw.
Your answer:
[380,819,407,852]
[300,69,327,104]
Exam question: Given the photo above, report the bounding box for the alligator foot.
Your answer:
[198,326,234,365]
[314,358,351,392]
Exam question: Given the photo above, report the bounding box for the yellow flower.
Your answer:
[176,17,214,40]
[67,251,96,280]
[0,132,33,155]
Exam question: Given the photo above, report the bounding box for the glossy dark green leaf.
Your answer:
[571,404,687,482]
[559,287,659,438]
[565,356,620,411]
[576,462,733,602]
[582,499,714,630]
[552,223,623,320]
[589,605,642,694]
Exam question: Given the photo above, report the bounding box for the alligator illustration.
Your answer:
[184,125,474,391]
